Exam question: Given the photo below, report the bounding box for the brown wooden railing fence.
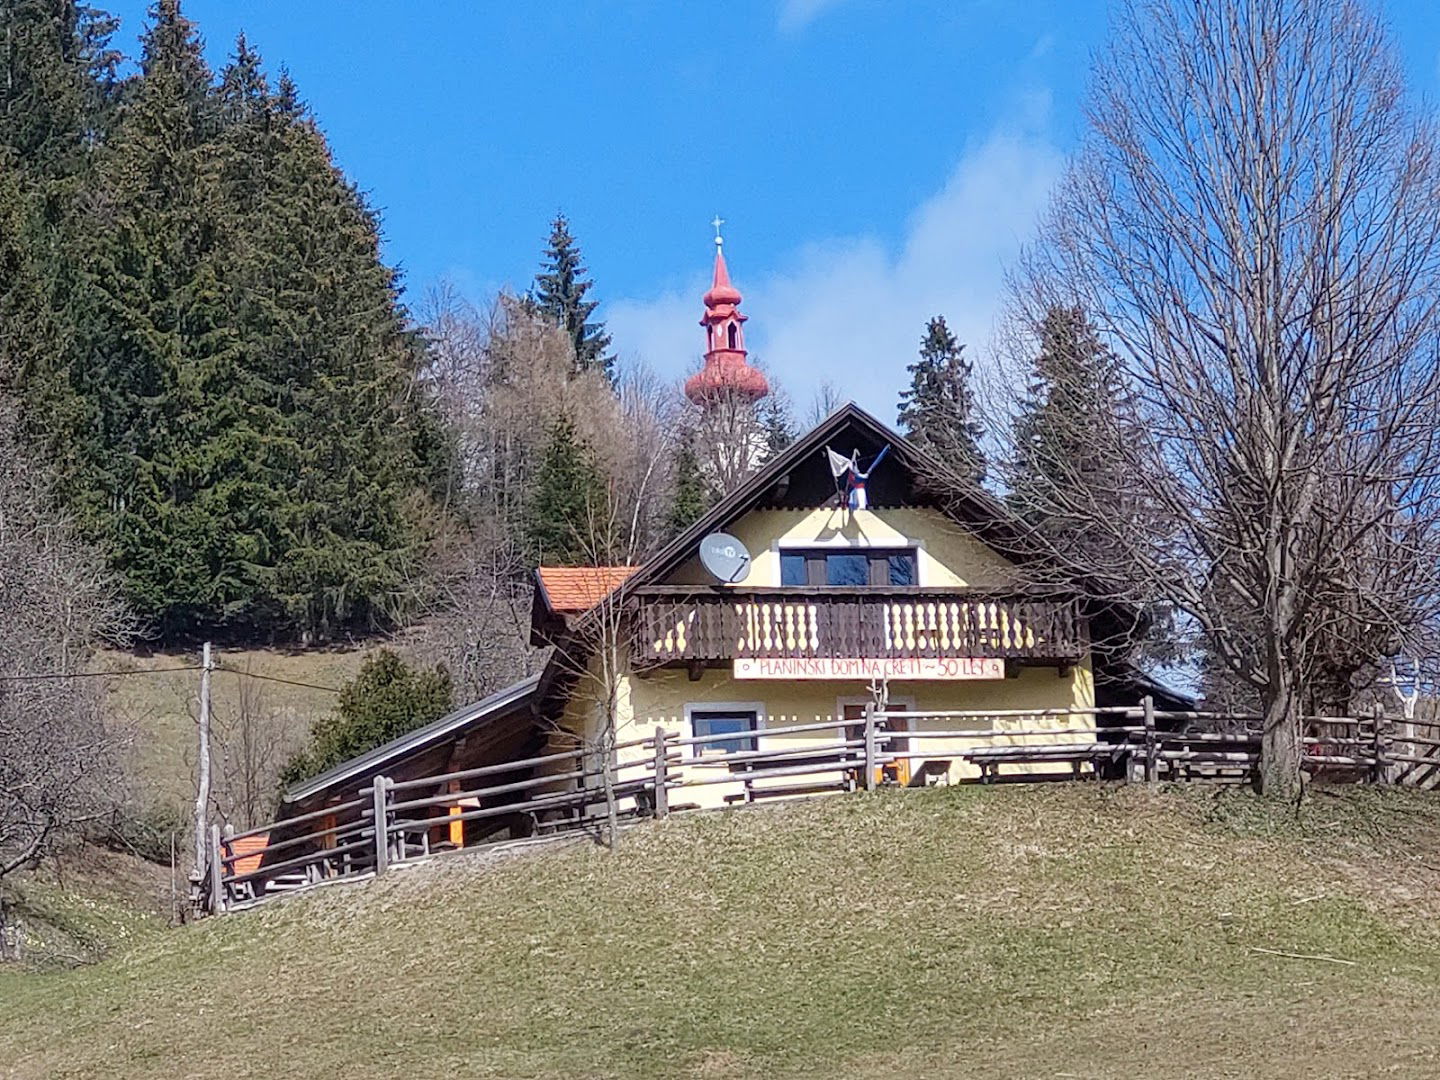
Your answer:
[630,588,1087,664]
[205,700,1440,914]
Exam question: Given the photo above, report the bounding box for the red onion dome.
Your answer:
[685,355,769,403]
[703,250,743,308]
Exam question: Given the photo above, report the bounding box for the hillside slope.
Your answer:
[5,785,1440,1078]
[102,645,375,811]
[2,846,171,969]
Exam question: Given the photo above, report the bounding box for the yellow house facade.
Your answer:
[266,403,1160,885]
[537,404,1116,809]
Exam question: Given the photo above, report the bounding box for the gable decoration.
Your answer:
[826,443,890,511]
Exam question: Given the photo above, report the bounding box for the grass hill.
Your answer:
[101,645,374,812]
[5,784,1440,1078]
[1,845,171,969]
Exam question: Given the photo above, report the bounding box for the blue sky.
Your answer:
[107,0,1440,416]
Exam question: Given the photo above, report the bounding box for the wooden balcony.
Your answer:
[629,587,1087,667]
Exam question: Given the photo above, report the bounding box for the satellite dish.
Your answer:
[699,532,752,583]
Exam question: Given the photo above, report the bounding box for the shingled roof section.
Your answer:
[536,566,639,615]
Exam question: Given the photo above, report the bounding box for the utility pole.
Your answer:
[189,643,213,910]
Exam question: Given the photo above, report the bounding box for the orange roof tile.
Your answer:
[537,566,638,614]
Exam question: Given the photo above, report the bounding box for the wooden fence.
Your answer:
[205,700,1440,914]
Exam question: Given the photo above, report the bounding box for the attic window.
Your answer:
[780,548,918,587]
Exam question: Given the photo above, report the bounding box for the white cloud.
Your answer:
[608,280,710,390]
[606,114,1064,421]
[1030,32,1057,59]
[777,0,851,33]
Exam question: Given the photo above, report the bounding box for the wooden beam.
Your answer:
[652,726,669,818]
[208,823,224,916]
[372,776,390,875]
[448,779,465,848]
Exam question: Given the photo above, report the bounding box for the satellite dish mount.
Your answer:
[699,532,753,583]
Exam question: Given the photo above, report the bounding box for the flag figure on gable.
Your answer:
[826,445,889,511]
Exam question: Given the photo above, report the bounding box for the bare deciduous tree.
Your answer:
[1006,0,1440,796]
[540,425,681,850]
[414,286,682,705]
[806,380,844,429]
[688,389,768,496]
[212,665,303,831]
[0,405,129,883]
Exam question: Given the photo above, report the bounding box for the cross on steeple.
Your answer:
[711,215,725,248]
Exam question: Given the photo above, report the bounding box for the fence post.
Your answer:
[652,726,669,818]
[1142,695,1158,783]
[1371,703,1389,785]
[208,823,224,916]
[372,775,390,875]
[863,703,877,791]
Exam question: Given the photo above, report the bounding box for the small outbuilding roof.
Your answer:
[280,672,543,807]
[535,565,638,614]
[227,833,269,877]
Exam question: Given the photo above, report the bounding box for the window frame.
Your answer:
[776,546,921,587]
[684,702,766,758]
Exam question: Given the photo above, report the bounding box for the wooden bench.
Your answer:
[964,743,1117,783]
[531,778,659,833]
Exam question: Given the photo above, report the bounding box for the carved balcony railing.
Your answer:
[629,587,1087,666]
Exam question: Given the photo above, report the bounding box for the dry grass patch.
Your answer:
[101,645,373,809]
[4,784,1440,1078]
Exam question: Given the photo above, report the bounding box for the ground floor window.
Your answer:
[689,708,760,754]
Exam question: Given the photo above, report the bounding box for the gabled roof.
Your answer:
[632,401,1027,589]
[528,402,1058,715]
[280,672,542,806]
[540,402,1137,683]
[536,566,638,615]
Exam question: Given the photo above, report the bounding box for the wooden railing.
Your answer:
[629,587,1086,665]
[204,702,1440,914]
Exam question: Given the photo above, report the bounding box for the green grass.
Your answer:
[6,784,1440,1078]
[101,645,374,810]
[2,846,170,969]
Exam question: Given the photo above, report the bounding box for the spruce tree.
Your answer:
[527,414,606,565]
[280,650,452,786]
[1008,305,1134,566]
[1008,306,1179,668]
[63,0,227,636]
[666,428,710,535]
[49,16,446,641]
[759,396,795,463]
[0,0,118,479]
[217,44,446,639]
[0,159,47,383]
[0,0,119,184]
[897,316,986,486]
[532,213,614,381]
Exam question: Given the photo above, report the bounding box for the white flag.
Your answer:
[825,447,855,479]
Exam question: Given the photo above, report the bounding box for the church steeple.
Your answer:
[685,222,769,404]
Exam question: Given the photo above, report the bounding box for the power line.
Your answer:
[215,666,342,694]
[0,665,202,682]
[0,663,343,694]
